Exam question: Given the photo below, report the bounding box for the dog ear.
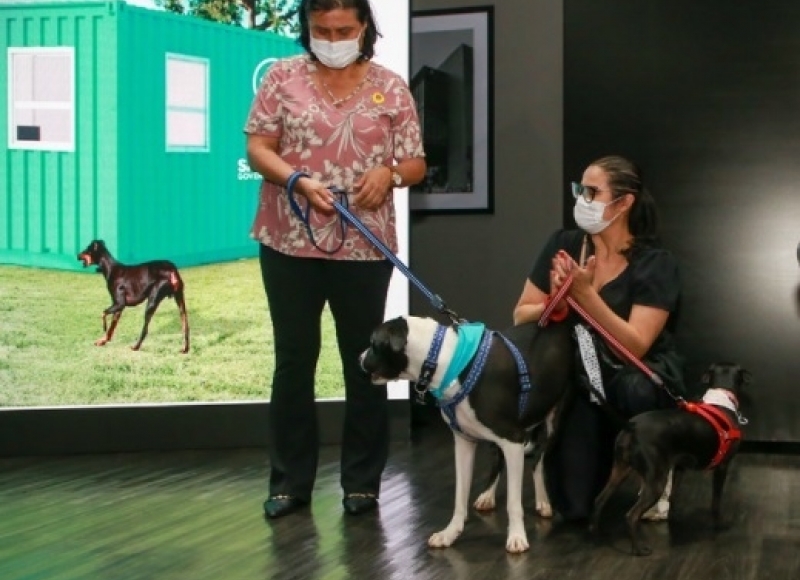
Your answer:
[738,368,753,387]
[381,317,408,353]
[369,319,403,353]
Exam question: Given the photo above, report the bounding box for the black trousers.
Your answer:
[544,367,678,521]
[259,245,394,501]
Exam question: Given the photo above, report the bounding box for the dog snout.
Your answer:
[360,349,379,376]
[359,349,390,385]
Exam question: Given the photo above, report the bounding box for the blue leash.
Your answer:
[285,171,347,255]
[285,170,461,323]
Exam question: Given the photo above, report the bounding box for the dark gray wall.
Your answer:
[409,0,564,329]
[564,0,800,442]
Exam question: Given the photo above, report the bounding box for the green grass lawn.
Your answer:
[0,260,345,406]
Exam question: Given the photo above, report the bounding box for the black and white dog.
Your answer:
[589,362,750,556]
[360,315,574,552]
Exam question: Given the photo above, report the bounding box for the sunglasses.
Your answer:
[571,182,607,203]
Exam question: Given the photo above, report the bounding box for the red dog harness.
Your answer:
[679,402,742,469]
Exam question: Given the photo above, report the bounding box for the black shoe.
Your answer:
[263,495,308,519]
[342,493,378,516]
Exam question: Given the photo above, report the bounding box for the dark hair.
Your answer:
[298,0,381,61]
[590,155,660,255]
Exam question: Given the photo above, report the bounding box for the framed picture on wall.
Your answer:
[409,6,494,214]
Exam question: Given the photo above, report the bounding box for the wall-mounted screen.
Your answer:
[0,0,411,409]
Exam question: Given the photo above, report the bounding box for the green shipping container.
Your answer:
[0,0,301,270]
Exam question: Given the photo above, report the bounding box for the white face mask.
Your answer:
[573,195,623,234]
[310,31,363,69]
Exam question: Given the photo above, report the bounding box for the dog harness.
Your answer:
[432,322,487,399]
[679,401,742,469]
[427,325,533,436]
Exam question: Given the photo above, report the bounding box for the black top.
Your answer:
[529,229,683,372]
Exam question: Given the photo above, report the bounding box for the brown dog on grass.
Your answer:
[78,240,189,353]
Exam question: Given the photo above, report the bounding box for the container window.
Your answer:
[166,54,209,152]
[7,47,75,152]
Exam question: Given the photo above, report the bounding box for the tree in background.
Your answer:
[154,0,300,35]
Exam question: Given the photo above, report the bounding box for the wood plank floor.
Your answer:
[2,416,800,580]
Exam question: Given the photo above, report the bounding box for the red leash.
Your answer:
[540,273,744,466]
[539,272,665,387]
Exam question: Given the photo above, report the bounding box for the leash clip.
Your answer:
[440,306,465,326]
[416,362,436,391]
[412,381,428,404]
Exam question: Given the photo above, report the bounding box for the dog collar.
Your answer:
[430,322,486,399]
[701,388,738,414]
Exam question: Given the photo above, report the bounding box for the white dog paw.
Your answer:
[505,532,530,553]
[473,491,496,512]
[535,501,553,518]
[428,527,462,548]
[642,500,670,521]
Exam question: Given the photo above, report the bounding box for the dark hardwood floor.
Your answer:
[2,413,800,580]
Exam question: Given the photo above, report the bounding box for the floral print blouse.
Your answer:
[244,55,425,260]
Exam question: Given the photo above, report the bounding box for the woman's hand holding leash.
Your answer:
[353,166,392,211]
[291,166,391,214]
[548,251,576,314]
[567,256,596,301]
[546,250,598,322]
[547,251,662,383]
[552,250,596,302]
[295,175,336,214]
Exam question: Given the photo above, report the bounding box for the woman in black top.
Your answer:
[513,155,685,521]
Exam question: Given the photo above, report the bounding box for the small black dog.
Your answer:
[589,362,750,556]
[77,240,190,353]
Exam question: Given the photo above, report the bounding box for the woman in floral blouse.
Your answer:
[244,0,425,519]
